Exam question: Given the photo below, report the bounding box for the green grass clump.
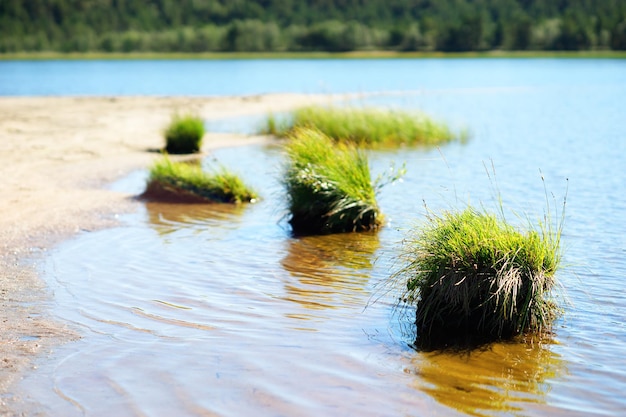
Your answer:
[143,156,257,204]
[395,206,562,350]
[283,128,384,235]
[164,113,205,154]
[265,105,466,147]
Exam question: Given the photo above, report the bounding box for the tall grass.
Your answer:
[394,204,563,350]
[265,105,467,147]
[142,156,257,204]
[164,113,205,154]
[283,128,385,235]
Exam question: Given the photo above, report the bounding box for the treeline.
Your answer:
[2,0,626,53]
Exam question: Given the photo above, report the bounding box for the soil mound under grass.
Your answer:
[283,128,383,235]
[266,105,467,148]
[164,113,205,154]
[141,156,257,204]
[394,206,563,350]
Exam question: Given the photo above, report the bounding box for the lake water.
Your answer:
[5,59,626,416]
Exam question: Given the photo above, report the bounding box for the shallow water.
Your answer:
[13,59,626,416]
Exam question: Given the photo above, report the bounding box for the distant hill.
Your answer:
[2,0,626,53]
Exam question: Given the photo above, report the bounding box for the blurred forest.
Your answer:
[2,0,626,53]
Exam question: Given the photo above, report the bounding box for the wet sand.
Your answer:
[0,94,350,414]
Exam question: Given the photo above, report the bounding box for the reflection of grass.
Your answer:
[411,336,563,416]
[283,128,382,235]
[164,113,205,154]
[144,201,246,236]
[395,204,563,350]
[280,231,380,312]
[265,105,466,147]
[142,156,257,204]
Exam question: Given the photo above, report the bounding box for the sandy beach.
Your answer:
[0,93,350,414]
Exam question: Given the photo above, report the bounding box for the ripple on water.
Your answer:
[28,73,626,416]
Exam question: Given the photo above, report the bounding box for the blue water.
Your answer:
[2,58,625,96]
[6,58,626,416]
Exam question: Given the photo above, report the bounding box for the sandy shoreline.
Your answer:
[0,93,352,414]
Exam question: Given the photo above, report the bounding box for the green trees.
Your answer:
[612,20,626,50]
[293,20,386,51]
[2,0,626,53]
[223,20,281,52]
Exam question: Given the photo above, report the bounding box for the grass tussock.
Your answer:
[164,113,205,154]
[142,156,257,204]
[284,128,393,235]
[394,205,563,350]
[265,105,466,148]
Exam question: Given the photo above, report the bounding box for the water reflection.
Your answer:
[409,337,564,416]
[144,201,246,236]
[280,232,380,312]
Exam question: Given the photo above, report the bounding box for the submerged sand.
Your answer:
[0,93,353,414]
